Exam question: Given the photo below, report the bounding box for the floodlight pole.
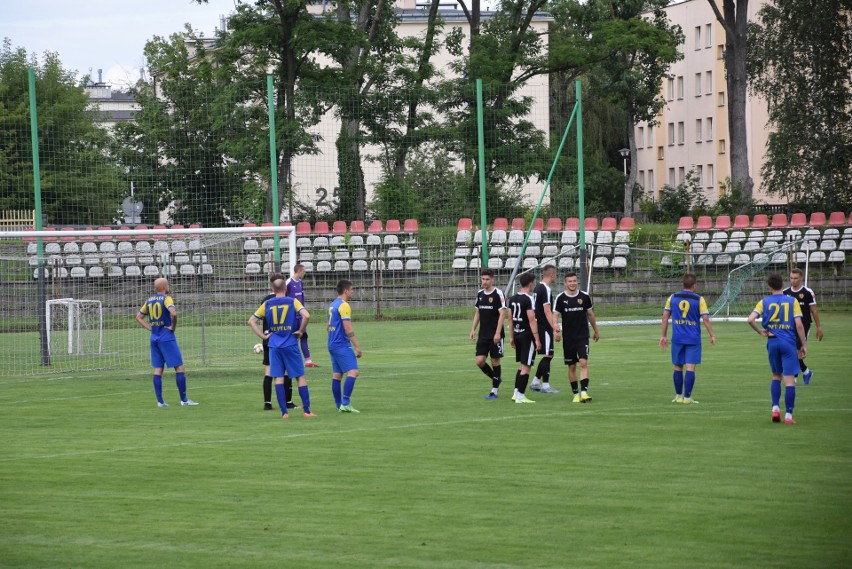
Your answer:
[29,68,49,366]
[576,81,588,292]
[476,79,489,267]
[267,74,281,271]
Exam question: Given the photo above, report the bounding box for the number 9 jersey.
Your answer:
[663,291,709,345]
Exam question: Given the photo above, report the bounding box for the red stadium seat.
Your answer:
[260,222,274,237]
[751,214,769,229]
[531,218,544,231]
[584,218,598,231]
[770,214,788,228]
[789,213,807,227]
[134,225,150,239]
[349,220,365,233]
[117,225,132,241]
[849,211,852,225]
[22,228,36,243]
[565,218,580,231]
[714,215,732,230]
[511,218,526,231]
[97,226,113,241]
[332,221,347,235]
[314,221,330,235]
[295,221,312,236]
[809,212,826,226]
[153,225,169,240]
[733,215,750,229]
[79,227,95,241]
[677,216,695,231]
[601,217,617,231]
[827,211,846,226]
[457,218,473,231]
[60,227,76,242]
[546,218,564,232]
[695,216,713,230]
[493,218,509,231]
[619,217,635,231]
[385,219,402,233]
[368,220,383,233]
[403,219,419,234]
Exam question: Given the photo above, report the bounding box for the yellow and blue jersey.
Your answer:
[664,291,709,345]
[753,294,802,344]
[327,298,352,349]
[253,296,304,348]
[139,293,176,342]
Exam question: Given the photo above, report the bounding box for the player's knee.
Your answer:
[348,369,359,378]
[475,356,486,367]
[175,365,185,373]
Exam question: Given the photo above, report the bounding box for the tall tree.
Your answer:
[707,0,753,206]
[0,40,124,225]
[748,0,852,209]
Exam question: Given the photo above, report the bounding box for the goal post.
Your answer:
[46,298,104,355]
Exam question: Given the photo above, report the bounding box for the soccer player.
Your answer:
[327,279,363,413]
[259,273,295,411]
[286,264,317,367]
[249,277,314,418]
[507,272,540,404]
[660,274,715,404]
[530,264,559,393]
[136,277,198,407]
[783,268,824,384]
[553,272,600,403]
[748,273,808,424]
[469,268,506,399]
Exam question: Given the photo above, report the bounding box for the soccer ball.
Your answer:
[253,343,263,355]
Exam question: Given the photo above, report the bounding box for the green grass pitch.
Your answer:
[1,315,851,568]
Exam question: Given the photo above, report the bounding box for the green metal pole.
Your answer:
[576,80,588,291]
[267,75,281,271]
[475,79,489,266]
[28,68,49,365]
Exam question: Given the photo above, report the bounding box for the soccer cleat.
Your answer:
[305,361,319,368]
[771,409,781,423]
[263,403,274,411]
[157,402,169,408]
[672,395,684,404]
[785,417,796,425]
[180,399,199,406]
[682,397,698,405]
[529,384,542,392]
[286,402,297,409]
[514,396,536,404]
[281,413,289,419]
[572,394,581,403]
[338,404,360,413]
[485,392,499,400]
[803,370,813,385]
[580,391,592,403]
[303,411,317,418]
[540,386,561,394]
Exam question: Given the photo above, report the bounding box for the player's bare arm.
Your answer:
[554,313,562,343]
[811,305,824,341]
[702,314,715,345]
[660,310,670,348]
[343,319,362,358]
[135,312,152,332]
[588,308,600,342]
[494,307,506,344]
[248,316,269,341]
[294,308,310,338]
[470,310,479,342]
[168,306,177,332]
[747,312,770,337]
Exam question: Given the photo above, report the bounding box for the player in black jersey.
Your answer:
[553,272,599,403]
[470,269,507,399]
[508,272,540,403]
[530,265,560,393]
[784,268,824,384]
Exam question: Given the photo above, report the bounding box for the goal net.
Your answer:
[46,298,103,356]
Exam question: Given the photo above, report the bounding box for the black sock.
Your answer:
[492,365,502,388]
[799,359,807,373]
[571,381,579,394]
[519,373,530,394]
[536,358,551,383]
[263,375,272,403]
[580,378,589,391]
[284,375,293,403]
[480,363,494,379]
[514,369,523,392]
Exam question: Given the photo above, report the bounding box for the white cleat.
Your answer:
[180,399,199,406]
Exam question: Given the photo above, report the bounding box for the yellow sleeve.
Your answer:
[339,301,352,320]
[165,295,176,313]
[663,295,672,311]
[752,299,764,315]
[793,300,803,318]
[294,299,305,312]
[253,301,267,319]
[139,301,148,314]
[699,297,709,314]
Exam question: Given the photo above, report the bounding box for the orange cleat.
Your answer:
[303,412,317,418]
[772,409,781,423]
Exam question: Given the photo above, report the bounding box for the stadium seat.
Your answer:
[585,231,596,244]
[752,214,769,229]
[601,217,617,231]
[246,253,263,264]
[492,218,509,231]
[487,257,502,269]
[827,211,846,226]
[595,231,613,244]
[743,241,760,253]
[706,242,723,254]
[565,218,580,231]
[403,218,419,236]
[299,250,315,262]
[125,265,142,277]
[734,253,751,265]
[801,240,818,252]
[107,265,123,277]
[614,244,630,257]
[584,218,598,231]
[823,228,840,241]
[714,215,732,230]
[619,217,635,231]
[508,230,524,245]
[455,247,470,258]
[592,257,609,269]
[804,228,821,241]
[561,230,578,245]
[315,260,332,272]
[316,249,333,261]
[711,232,728,243]
[522,257,538,269]
[558,257,574,269]
[771,252,788,264]
[405,259,421,271]
[595,245,613,257]
[334,248,350,260]
[456,230,471,244]
[849,212,852,225]
[770,214,788,228]
[733,215,750,229]
[352,260,368,271]
[677,217,695,231]
[404,247,420,258]
[546,218,564,233]
[789,213,807,228]
[820,239,837,252]
[368,220,383,234]
[350,220,366,234]
[116,226,132,241]
[452,258,468,269]
[295,221,311,236]
[334,260,350,271]
[490,229,507,245]
[715,254,732,266]
[490,246,506,257]
[525,245,541,257]
[245,263,261,274]
[766,230,784,241]
[531,218,544,231]
[840,239,852,252]
[142,265,159,277]
[660,255,673,267]
[510,218,526,231]
[696,216,713,230]
[614,230,630,243]
[386,247,403,258]
[809,251,827,263]
[366,234,382,247]
[809,212,827,226]
[729,230,746,243]
[383,234,400,246]
[59,227,77,242]
[385,219,402,234]
[747,230,764,242]
[828,251,845,265]
[689,242,705,254]
[527,230,542,244]
[725,242,742,253]
[468,258,481,269]
[786,229,803,241]
[457,218,473,231]
[504,257,518,269]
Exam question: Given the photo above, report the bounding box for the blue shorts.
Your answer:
[329,345,358,374]
[767,338,799,376]
[270,344,305,378]
[151,339,183,369]
[671,342,702,366]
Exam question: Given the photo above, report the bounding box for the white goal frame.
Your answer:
[46,298,104,355]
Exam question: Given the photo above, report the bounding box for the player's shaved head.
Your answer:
[154,278,169,293]
[271,278,286,293]
[542,265,556,277]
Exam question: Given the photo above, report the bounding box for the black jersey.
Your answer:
[532,282,554,332]
[509,292,535,338]
[261,292,275,332]
[553,290,594,340]
[474,287,506,339]
[783,286,816,329]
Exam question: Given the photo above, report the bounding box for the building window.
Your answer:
[647,127,654,147]
[658,146,665,160]
[718,139,726,154]
[718,91,726,106]
[669,168,676,186]
[695,73,703,96]
[677,76,684,99]
[706,117,714,140]
[678,167,685,184]
[638,170,645,189]
[677,122,685,145]
[667,78,674,101]
[717,45,725,59]
[705,24,712,48]
[695,165,703,185]
[638,127,645,148]
[707,164,715,188]
[696,119,703,142]
[705,71,713,95]
[648,169,655,190]
[668,123,675,146]
[695,26,702,50]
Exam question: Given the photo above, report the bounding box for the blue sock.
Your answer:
[298,385,311,414]
[153,374,163,403]
[275,383,288,415]
[342,375,357,406]
[785,385,796,414]
[176,372,187,401]
[332,379,342,409]
[684,371,696,398]
[771,380,782,407]
[673,370,684,395]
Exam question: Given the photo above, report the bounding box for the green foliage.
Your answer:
[0,39,124,225]
[712,178,758,217]
[642,170,709,222]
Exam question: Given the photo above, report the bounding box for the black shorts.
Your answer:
[514,336,537,366]
[476,337,505,359]
[562,338,590,365]
[537,328,554,357]
[262,338,270,366]
[795,322,810,350]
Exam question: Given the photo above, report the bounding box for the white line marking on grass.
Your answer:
[0,381,249,404]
